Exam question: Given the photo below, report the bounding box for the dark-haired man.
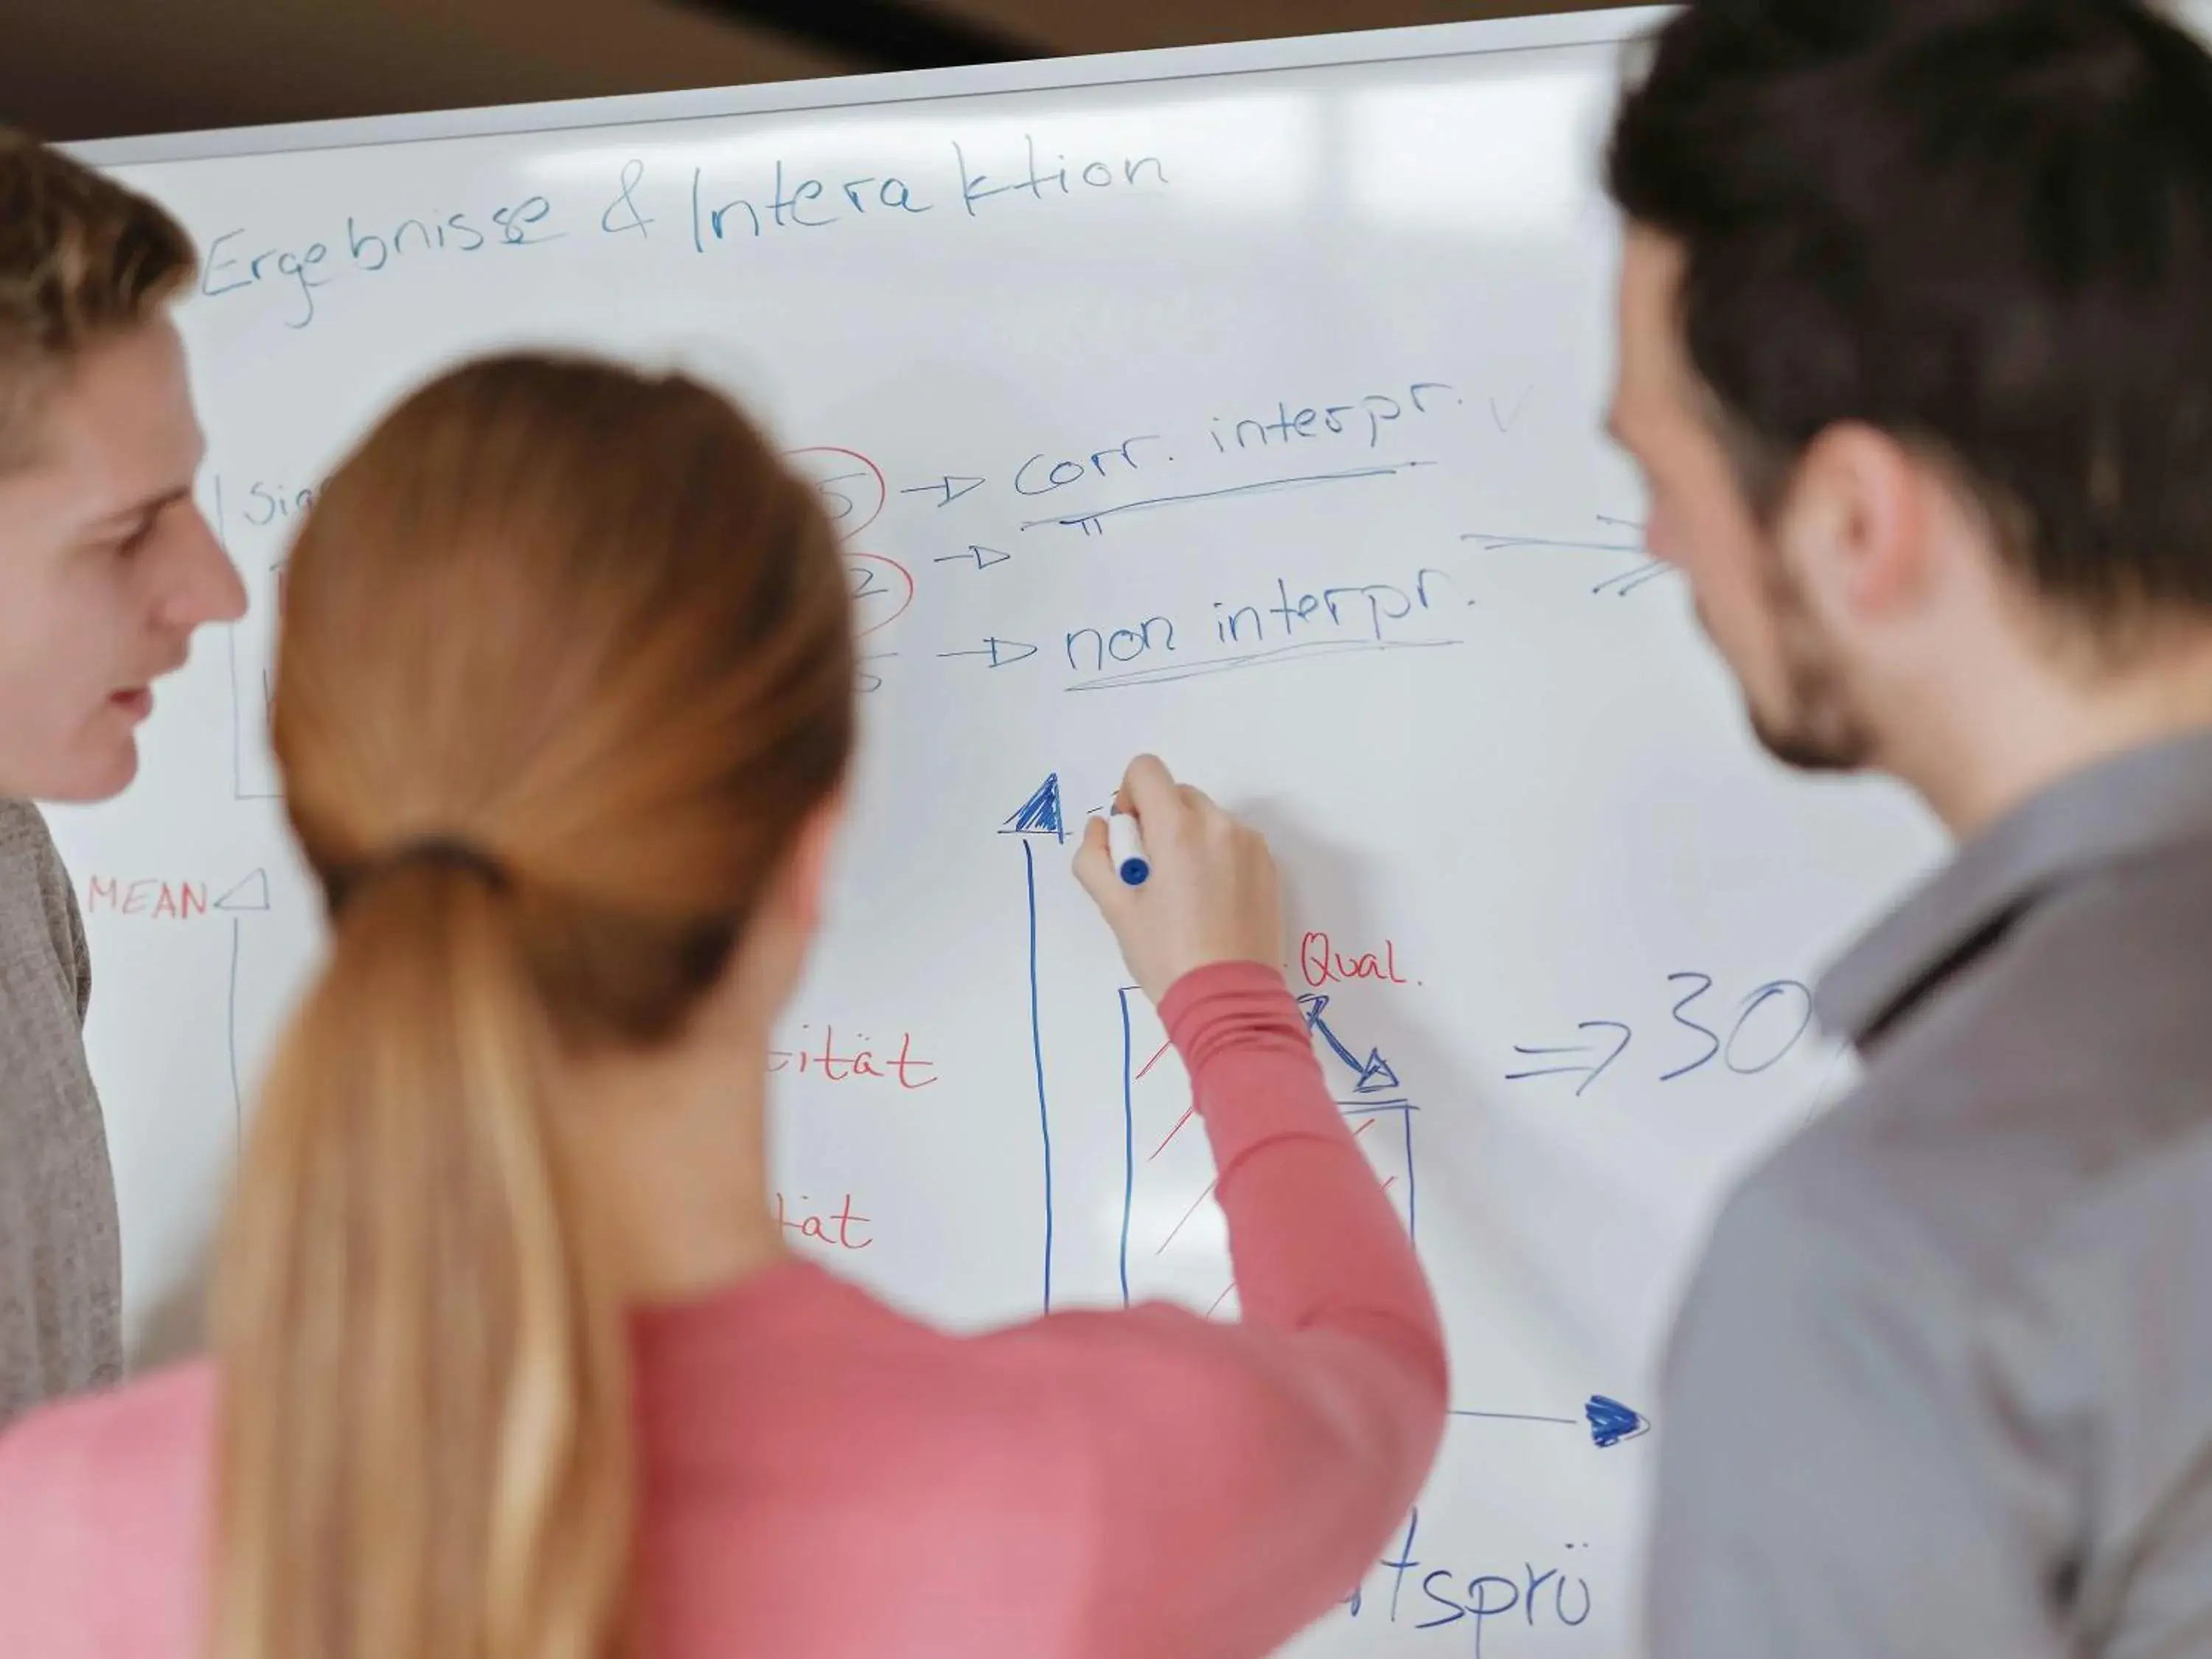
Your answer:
[0,132,246,1426]
[1604,3,2212,1654]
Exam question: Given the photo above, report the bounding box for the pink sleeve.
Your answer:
[0,1411,88,1655]
[1158,961,1445,1380]
[1045,961,1449,1656]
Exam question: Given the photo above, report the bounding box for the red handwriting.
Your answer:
[773,1192,873,1251]
[846,553,917,640]
[1299,930,1411,990]
[785,445,886,541]
[769,1026,938,1090]
[84,877,208,921]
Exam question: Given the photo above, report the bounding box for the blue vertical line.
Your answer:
[213,476,246,804]
[1117,987,1135,1307]
[1023,838,1054,1311]
[227,917,243,1147]
[1402,1102,1419,1249]
[226,627,245,803]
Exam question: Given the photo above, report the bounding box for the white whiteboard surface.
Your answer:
[54,12,1949,1655]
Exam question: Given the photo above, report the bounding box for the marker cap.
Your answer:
[1107,810,1150,887]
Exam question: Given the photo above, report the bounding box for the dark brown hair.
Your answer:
[1609,0,2212,625]
[211,353,856,1659]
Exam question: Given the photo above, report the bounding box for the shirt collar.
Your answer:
[1817,724,2212,1045]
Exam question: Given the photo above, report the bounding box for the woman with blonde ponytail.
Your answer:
[0,352,1447,1659]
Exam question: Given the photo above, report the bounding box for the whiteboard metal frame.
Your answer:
[68,7,1671,170]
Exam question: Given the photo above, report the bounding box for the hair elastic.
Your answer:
[327,836,512,915]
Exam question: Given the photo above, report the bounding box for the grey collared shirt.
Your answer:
[1648,730,2212,1659]
[0,801,120,1428]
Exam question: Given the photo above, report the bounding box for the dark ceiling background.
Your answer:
[7,0,1630,145]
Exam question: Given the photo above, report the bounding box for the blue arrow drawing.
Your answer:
[1450,1397,1650,1449]
[940,637,1039,669]
[213,868,269,912]
[1001,773,1065,841]
[900,474,987,507]
[1585,1395,1651,1448]
[1002,776,1064,1312]
[1298,993,1402,1093]
[1506,1020,1634,1097]
[935,543,1012,569]
[214,869,271,1144]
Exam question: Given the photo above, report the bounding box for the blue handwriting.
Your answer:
[1345,1510,1596,1655]
[1210,382,1458,453]
[199,192,564,330]
[1052,566,1463,689]
[1509,972,1817,1098]
[954,133,1167,217]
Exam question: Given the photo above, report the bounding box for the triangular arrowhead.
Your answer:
[213,869,270,913]
[1585,1395,1649,1449]
[1001,773,1065,841]
[971,544,1012,568]
[1299,993,1388,1088]
[1354,1048,1401,1093]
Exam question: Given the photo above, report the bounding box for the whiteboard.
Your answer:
[56,12,1948,1654]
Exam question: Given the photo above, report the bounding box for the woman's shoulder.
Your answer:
[1,1358,215,1473]
[0,1362,215,1646]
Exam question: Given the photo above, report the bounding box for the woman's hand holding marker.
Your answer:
[1107,807,1150,886]
[1074,753,1284,1006]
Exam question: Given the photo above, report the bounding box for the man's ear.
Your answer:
[1781,422,1933,625]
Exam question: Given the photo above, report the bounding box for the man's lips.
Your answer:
[111,650,189,721]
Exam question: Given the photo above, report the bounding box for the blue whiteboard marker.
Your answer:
[1107,809,1150,886]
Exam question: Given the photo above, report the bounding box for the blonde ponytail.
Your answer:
[212,352,856,1659]
[212,860,635,1659]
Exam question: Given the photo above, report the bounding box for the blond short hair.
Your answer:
[0,129,195,465]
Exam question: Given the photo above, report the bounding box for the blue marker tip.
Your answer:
[1107,810,1150,887]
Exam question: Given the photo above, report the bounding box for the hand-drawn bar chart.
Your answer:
[1114,981,1420,1318]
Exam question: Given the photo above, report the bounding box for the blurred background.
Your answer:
[7,0,1624,143]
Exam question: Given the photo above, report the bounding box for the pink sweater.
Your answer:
[0,963,1447,1658]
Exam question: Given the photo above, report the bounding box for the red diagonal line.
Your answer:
[1206,1284,1237,1319]
[1159,1114,1388,1259]
[1134,1037,1175,1081]
[1164,1101,1382,1172]
[1149,1103,1199,1161]
[1156,1177,1220,1254]
[1357,1121,1396,1192]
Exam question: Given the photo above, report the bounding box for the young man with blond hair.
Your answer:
[0,131,246,1426]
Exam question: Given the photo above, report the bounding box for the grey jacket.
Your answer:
[0,801,120,1429]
